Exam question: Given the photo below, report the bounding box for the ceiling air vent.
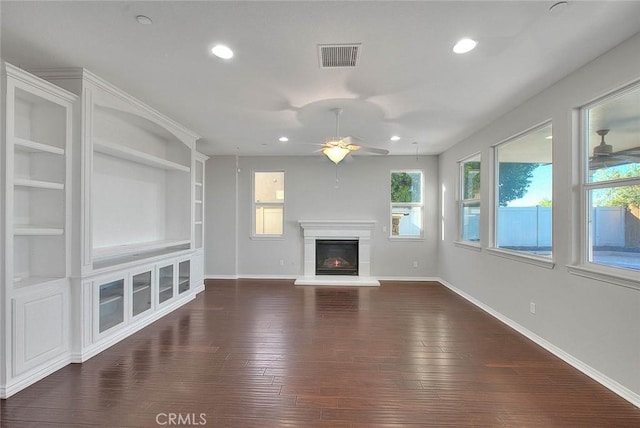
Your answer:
[318,44,361,68]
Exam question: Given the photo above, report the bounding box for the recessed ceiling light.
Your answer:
[211,44,234,59]
[390,136,401,142]
[453,38,477,54]
[136,15,153,25]
[278,136,289,142]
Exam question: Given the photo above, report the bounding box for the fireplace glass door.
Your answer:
[315,239,358,275]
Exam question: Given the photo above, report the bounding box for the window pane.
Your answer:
[255,172,284,203]
[461,201,480,242]
[391,206,422,236]
[462,155,481,200]
[589,186,640,270]
[496,124,552,255]
[586,86,640,183]
[391,172,422,203]
[256,206,283,235]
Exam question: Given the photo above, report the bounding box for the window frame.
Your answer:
[389,169,424,240]
[457,153,482,248]
[251,170,285,239]
[571,81,640,288]
[488,121,555,268]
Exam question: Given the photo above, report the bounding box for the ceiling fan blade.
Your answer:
[340,136,363,146]
[357,146,389,155]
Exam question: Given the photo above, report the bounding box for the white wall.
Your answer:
[205,154,439,278]
[438,33,640,401]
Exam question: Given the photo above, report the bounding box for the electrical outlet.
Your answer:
[382,225,387,233]
[412,261,418,268]
[279,259,284,266]
[530,302,536,314]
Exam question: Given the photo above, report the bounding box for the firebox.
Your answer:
[315,239,359,276]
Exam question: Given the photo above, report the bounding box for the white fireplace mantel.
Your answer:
[295,220,379,286]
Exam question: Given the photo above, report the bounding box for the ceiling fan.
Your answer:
[589,128,640,169]
[320,108,389,164]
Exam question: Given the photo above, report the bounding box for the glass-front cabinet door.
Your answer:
[158,263,174,304]
[98,279,125,333]
[178,260,190,294]
[132,269,152,317]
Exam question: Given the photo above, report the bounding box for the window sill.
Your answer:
[454,241,482,252]
[388,236,424,242]
[487,248,555,269]
[567,264,640,291]
[250,235,285,241]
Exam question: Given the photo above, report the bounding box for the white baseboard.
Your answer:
[437,277,640,408]
[1,354,72,399]
[377,276,442,282]
[205,275,442,282]
[206,274,238,280]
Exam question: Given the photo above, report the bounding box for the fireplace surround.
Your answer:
[295,220,379,286]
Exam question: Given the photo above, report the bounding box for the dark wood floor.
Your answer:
[1,279,639,427]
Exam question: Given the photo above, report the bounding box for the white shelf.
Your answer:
[14,226,64,236]
[133,285,151,294]
[100,295,123,306]
[93,239,191,260]
[94,138,190,172]
[14,137,65,155]
[14,178,64,190]
[159,283,173,294]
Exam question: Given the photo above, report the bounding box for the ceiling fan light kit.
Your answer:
[323,145,351,164]
[319,108,388,164]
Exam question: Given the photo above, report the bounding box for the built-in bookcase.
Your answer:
[6,77,75,287]
[194,152,208,250]
[2,62,76,398]
[2,63,205,399]
[6,69,75,287]
[90,104,192,270]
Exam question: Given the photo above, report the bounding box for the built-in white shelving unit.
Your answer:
[2,62,76,398]
[1,62,206,399]
[192,152,208,289]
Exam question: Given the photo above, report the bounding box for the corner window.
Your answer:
[459,154,481,243]
[390,170,423,237]
[494,123,553,257]
[583,82,640,271]
[253,171,284,236]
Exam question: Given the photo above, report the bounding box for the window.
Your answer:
[390,170,423,237]
[494,123,553,257]
[459,154,481,243]
[253,171,284,236]
[582,83,640,271]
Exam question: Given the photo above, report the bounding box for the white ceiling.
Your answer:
[2,1,640,157]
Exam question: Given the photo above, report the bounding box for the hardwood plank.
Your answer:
[1,279,638,427]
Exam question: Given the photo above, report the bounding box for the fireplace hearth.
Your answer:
[316,240,358,276]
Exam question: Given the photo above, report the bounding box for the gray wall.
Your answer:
[438,33,640,398]
[206,155,439,278]
[205,156,238,277]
